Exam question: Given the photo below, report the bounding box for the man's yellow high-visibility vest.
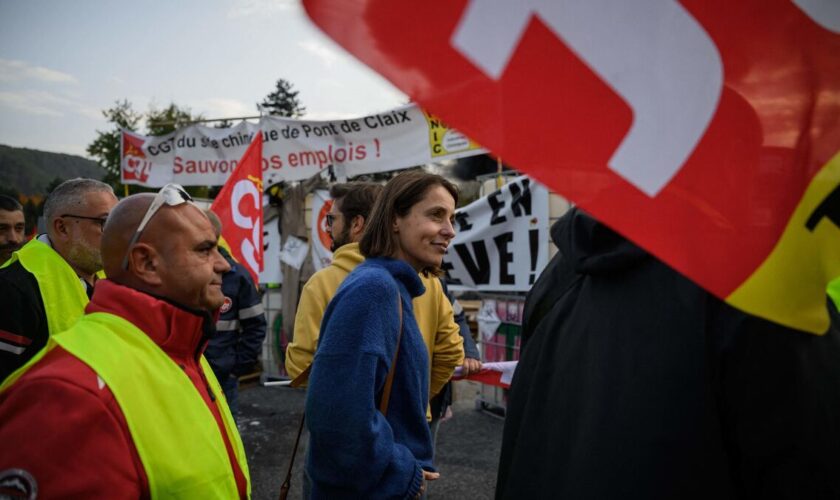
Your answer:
[50,312,251,499]
[0,239,90,385]
[828,277,840,312]
[2,238,89,334]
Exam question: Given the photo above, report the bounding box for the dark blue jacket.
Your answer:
[204,248,266,380]
[441,278,480,360]
[306,258,433,499]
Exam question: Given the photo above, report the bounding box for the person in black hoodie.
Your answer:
[496,208,840,499]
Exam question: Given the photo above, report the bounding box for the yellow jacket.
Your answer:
[286,243,464,399]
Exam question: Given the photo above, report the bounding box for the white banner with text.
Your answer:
[120,104,486,187]
[443,176,550,292]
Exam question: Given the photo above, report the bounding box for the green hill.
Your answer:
[0,144,105,195]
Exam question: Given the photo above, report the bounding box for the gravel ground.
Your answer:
[237,381,504,499]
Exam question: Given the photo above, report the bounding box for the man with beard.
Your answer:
[285,182,385,376]
[0,195,25,264]
[0,178,117,381]
[0,185,250,498]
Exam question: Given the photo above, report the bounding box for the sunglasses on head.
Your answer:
[122,183,193,270]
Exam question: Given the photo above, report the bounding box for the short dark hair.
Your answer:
[0,195,23,212]
[360,169,458,275]
[329,182,382,223]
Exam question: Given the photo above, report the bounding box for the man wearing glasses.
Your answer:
[0,185,250,498]
[0,178,117,381]
[285,182,385,378]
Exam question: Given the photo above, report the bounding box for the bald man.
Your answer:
[0,185,251,498]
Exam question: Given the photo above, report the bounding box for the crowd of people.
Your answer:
[1,170,839,499]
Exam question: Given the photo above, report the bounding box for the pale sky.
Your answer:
[0,0,407,157]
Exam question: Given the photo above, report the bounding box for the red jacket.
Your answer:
[0,280,249,499]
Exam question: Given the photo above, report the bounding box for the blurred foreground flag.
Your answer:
[210,133,264,283]
[304,0,840,333]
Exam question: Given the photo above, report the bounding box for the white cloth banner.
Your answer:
[443,176,550,292]
[121,104,486,187]
[310,190,333,271]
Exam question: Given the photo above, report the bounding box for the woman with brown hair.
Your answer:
[305,169,458,499]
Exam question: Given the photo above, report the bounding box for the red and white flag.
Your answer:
[120,130,153,185]
[453,361,518,389]
[303,0,840,334]
[210,133,264,283]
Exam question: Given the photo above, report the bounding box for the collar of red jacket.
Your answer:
[85,279,214,359]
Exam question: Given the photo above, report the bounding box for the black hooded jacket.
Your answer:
[496,208,840,499]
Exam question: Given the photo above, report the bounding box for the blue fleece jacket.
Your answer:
[305,257,434,499]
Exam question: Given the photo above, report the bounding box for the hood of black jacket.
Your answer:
[551,207,648,275]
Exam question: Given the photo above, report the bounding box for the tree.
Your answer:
[87,101,208,195]
[146,103,202,136]
[87,100,142,191]
[258,78,306,118]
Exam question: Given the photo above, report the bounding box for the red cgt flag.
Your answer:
[304,0,840,334]
[121,130,152,184]
[210,133,264,283]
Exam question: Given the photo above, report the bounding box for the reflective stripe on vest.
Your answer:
[0,337,56,391]
[55,312,251,499]
[5,238,88,334]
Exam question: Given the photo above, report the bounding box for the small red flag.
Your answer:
[210,134,264,283]
[120,130,153,184]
